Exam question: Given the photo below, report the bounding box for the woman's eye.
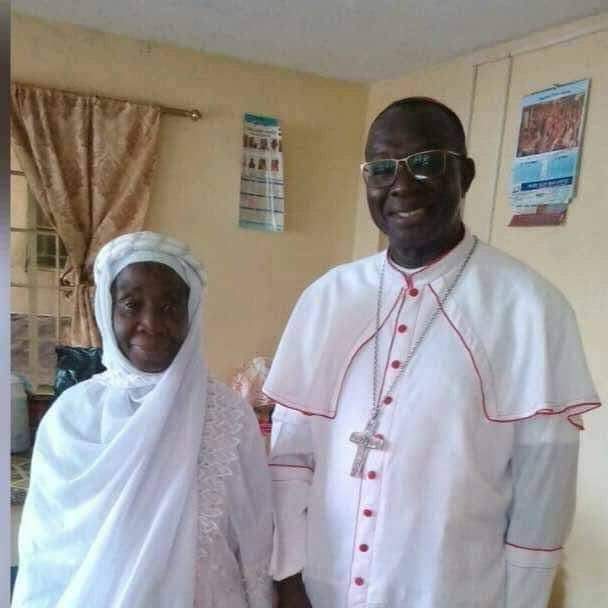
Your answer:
[122,300,138,311]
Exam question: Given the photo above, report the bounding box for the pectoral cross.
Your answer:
[349,431,385,477]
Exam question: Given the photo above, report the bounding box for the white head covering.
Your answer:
[94,231,206,386]
[13,232,208,608]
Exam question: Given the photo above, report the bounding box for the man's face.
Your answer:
[112,262,190,373]
[364,107,475,257]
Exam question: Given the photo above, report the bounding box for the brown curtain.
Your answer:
[10,83,162,346]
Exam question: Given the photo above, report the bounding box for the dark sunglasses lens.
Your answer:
[363,160,397,187]
[406,151,444,179]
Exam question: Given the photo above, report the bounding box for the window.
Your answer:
[36,206,68,270]
[10,146,72,392]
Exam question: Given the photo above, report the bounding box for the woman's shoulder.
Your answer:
[45,376,105,419]
[34,377,107,445]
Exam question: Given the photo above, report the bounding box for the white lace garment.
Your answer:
[195,379,273,608]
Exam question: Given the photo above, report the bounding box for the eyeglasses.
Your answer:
[361,149,464,189]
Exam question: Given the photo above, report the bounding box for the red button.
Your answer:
[354,577,364,586]
[359,544,369,552]
[383,396,393,405]
[391,360,401,369]
[367,471,377,480]
[363,509,373,517]
[398,324,407,333]
[409,288,419,297]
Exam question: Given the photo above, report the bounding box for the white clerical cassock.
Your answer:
[264,230,600,608]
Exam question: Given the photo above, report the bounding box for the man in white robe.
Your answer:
[264,98,601,608]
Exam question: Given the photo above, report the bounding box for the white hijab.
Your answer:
[13,232,208,608]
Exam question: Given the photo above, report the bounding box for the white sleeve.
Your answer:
[268,405,314,581]
[227,401,274,608]
[505,415,580,608]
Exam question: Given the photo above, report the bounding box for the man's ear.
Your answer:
[461,157,476,195]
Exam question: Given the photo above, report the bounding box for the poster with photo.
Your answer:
[510,79,589,226]
[239,113,285,232]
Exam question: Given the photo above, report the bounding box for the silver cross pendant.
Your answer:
[349,431,385,477]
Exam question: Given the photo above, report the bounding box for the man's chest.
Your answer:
[309,313,514,487]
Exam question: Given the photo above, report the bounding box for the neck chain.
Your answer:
[349,236,478,477]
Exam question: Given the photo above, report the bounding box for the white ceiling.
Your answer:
[13,0,608,82]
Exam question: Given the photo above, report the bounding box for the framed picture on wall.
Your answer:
[510,78,590,226]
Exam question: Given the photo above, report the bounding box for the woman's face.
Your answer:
[111,262,190,373]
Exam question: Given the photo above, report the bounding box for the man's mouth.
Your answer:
[393,208,426,220]
[387,206,428,225]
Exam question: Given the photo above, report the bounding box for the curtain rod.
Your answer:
[12,81,202,121]
[159,106,202,121]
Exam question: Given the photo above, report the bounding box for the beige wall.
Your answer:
[11,13,368,382]
[360,14,608,608]
[11,11,607,605]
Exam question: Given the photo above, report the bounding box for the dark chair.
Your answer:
[53,346,105,400]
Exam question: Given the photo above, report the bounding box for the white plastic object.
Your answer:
[11,373,30,453]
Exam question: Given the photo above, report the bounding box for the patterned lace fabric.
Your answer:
[195,379,273,607]
[197,379,244,557]
[241,561,274,608]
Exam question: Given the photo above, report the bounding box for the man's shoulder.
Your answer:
[304,251,384,295]
[473,240,573,313]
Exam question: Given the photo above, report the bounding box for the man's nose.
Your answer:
[390,161,420,193]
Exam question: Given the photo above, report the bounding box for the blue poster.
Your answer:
[239,113,285,232]
[510,79,589,226]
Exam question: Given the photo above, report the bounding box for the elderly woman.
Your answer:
[13,232,273,608]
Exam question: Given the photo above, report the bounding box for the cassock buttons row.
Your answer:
[382,324,408,407]
[356,451,382,587]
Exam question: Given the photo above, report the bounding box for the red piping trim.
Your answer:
[386,252,412,287]
[347,393,401,593]
[569,417,585,431]
[491,403,601,424]
[263,288,405,420]
[269,463,314,472]
[262,390,336,419]
[346,462,365,595]
[333,288,404,416]
[429,284,487,416]
[386,230,466,285]
[428,286,601,429]
[505,541,562,553]
[376,291,407,403]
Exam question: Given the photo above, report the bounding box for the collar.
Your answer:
[384,228,475,289]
